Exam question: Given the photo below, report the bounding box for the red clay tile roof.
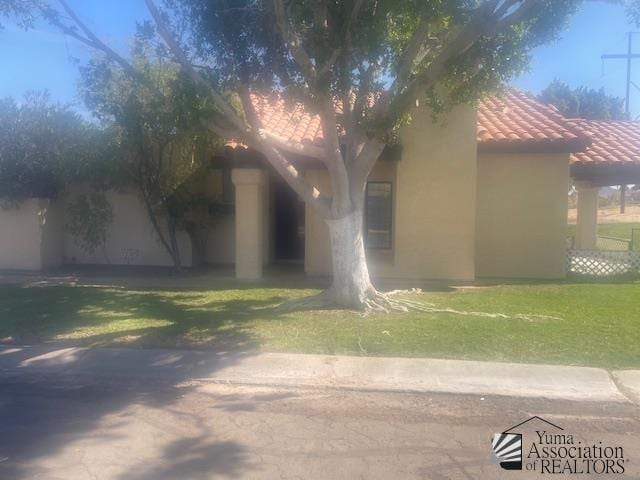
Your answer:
[251,94,324,148]
[237,89,591,154]
[569,119,640,166]
[477,90,590,153]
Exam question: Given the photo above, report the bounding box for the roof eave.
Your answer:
[478,137,592,155]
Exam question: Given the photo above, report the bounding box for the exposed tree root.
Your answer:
[275,289,337,313]
[277,287,561,321]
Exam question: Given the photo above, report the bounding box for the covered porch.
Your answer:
[572,166,640,251]
[213,136,316,280]
[230,167,306,280]
[570,119,640,251]
[567,120,640,276]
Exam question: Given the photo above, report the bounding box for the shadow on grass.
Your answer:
[0,283,300,350]
[0,273,319,478]
[0,275,337,478]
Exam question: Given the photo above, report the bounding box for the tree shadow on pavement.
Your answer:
[0,274,329,479]
[116,437,248,480]
[0,352,254,478]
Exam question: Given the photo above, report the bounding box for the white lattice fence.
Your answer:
[596,236,631,252]
[567,249,640,276]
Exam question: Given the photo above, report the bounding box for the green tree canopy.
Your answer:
[538,80,626,120]
[0,91,108,202]
[78,34,225,267]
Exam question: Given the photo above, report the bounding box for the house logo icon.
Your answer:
[491,416,564,472]
[491,432,523,470]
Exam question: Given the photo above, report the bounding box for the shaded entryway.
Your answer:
[272,176,305,263]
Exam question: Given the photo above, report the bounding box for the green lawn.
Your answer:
[567,222,640,240]
[0,280,639,369]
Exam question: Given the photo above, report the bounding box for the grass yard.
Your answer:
[0,279,639,369]
[567,222,640,240]
[597,222,640,240]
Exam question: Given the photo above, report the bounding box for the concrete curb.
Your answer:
[611,370,640,403]
[0,345,634,403]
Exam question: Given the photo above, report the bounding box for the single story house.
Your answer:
[1,89,638,280]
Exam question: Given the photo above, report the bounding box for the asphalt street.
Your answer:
[0,374,638,479]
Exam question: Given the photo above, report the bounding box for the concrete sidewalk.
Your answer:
[0,344,637,403]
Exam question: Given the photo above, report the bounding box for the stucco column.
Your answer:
[574,182,599,250]
[232,168,266,279]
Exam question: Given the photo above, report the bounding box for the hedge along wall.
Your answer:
[0,198,63,270]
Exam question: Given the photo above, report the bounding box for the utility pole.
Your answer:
[602,32,640,118]
[601,32,639,214]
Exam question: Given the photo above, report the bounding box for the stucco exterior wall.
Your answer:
[63,188,192,267]
[476,152,569,279]
[204,170,277,266]
[40,200,63,269]
[0,199,62,270]
[206,214,236,264]
[305,104,478,281]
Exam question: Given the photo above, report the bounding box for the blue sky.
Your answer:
[1,1,639,116]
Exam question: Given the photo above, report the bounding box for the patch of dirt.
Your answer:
[568,204,640,224]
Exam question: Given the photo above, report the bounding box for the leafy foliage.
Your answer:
[66,192,114,261]
[79,35,225,267]
[0,0,42,29]
[174,1,581,128]
[0,92,107,202]
[539,80,626,120]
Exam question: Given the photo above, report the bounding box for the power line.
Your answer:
[601,31,640,119]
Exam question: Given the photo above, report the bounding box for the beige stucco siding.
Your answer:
[63,189,192,267]
[40,200,63,269]
[204,170,275,267]
[0,199,62,270]
[476,153,569,279]
[206,214,236,264]
[305,104,478,281]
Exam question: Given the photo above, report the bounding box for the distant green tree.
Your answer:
[0,91,106,203]
[539,80,626,120]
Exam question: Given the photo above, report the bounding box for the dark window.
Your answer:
[208,167,234,206]
[365,182,392,249]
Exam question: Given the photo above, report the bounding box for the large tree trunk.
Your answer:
[325,208,377,309]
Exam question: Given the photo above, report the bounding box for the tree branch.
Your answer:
[272,0,317,85]
[347,137,386,206]
[379,0,538,130]
[493,0,538,29]
[261,146,332,217]
[393,15,431,93]
[56,1,148,87]
[237,85,263,131]
[37,0,158,94]
[145,0,247,134]
[257,129,325,158]
[317,95,351,215]
[146,0,333,217]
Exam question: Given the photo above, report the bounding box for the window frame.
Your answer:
[364,181,393,251]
